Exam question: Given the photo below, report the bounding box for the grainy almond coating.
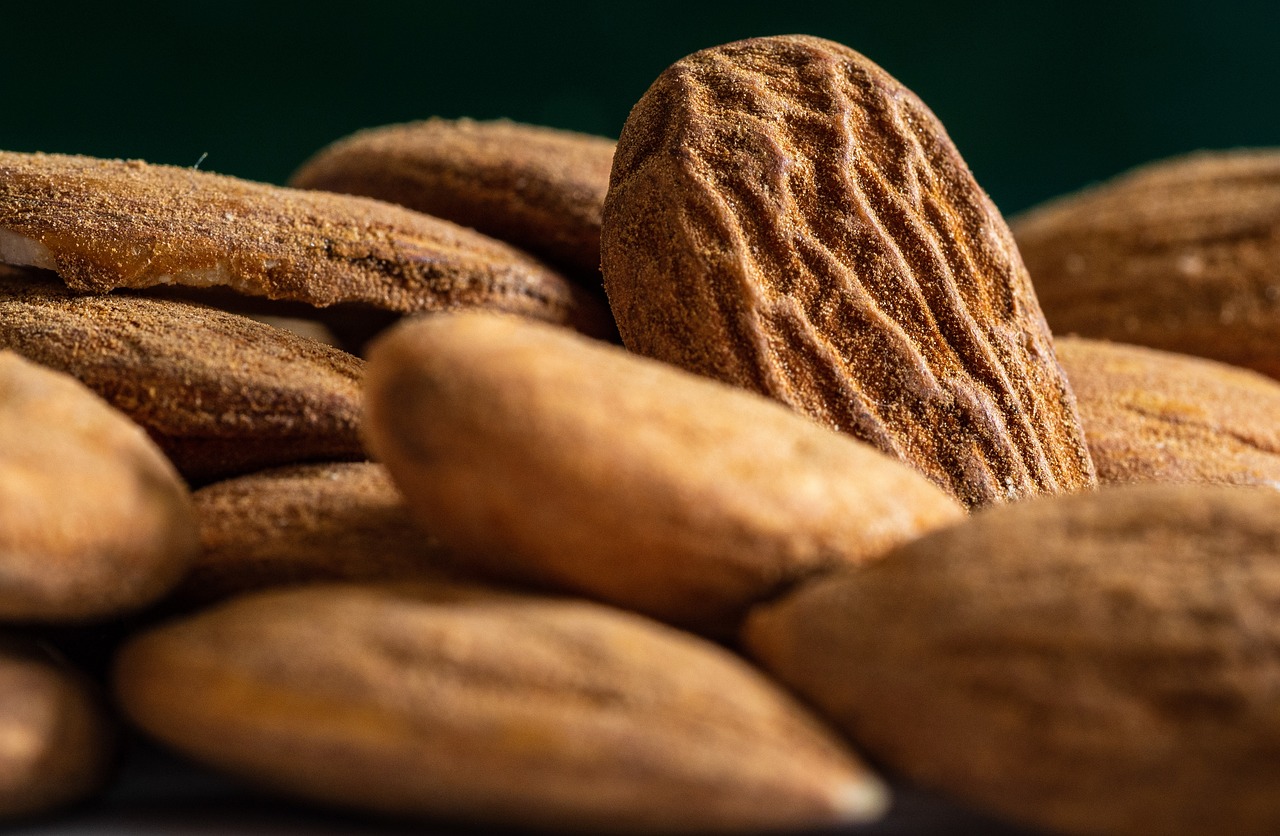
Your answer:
[0,267,364,482]
[744,484,1280,836]
[0,351,197,620]
[290,118,615,279]
[0,150,614,339]
[363,312,963,637]
[602,35,1096,508]
[115,582,887,832]
[1014,150,1280,377]
[1057,336,1280,487]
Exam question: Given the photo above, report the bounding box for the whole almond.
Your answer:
[1057,336,1280,487]
[1013,149,1280,376]
[601,35,1095,508]
[363,311,963,637]
[115,581,887,832]
[0,351,196,620]
[745,484,1280,836]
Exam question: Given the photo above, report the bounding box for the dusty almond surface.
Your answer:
[363,311,963,638]
[0,640,114,818]
[1013,149,1280,377]
[115,581,886,832]
[0,351,197,620]
[0,266,365,482]
[744,483,1280,836]
[291,118,616,280]
[1057,336,1280,487]
[172,463,455,607]
[0,150,614,339]
[602,35,1095,508]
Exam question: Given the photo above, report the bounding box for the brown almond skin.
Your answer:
[363,311,963,638]
[115,581,887,833]
[0,267,365,482]
[1013,149,1280,377]
[602,35,1096,508]
[0,351,197,620]
[1057,336,1280,487]
[0,640,114,818]
[744,484,1280,836]
[290,118,616,281]
[0,150,615,340]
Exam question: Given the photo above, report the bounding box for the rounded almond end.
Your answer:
[831,776,892,824]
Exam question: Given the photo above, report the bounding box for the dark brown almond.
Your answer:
[0,150,615,340]
[744,484,1280,836]
[115,581,886,832]
[0,267,364,482]
[290,118,615,280]
[0,351,197,620]
[1057,336,1280,487]
[1013,149,1280,377]
[602,35,1096,508]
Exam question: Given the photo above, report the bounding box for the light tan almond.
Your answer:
[363,311,963,637]
[1013,149,1280,376]
[0,351,196,620]
[744,483,1280,836]
[115,581,886,833]
[601,35,1095,508]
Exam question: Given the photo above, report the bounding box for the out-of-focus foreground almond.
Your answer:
[744,483,1280,836]
[1014,149,1280,376]
[1057,336,1280,487]
[115,581,887,833]
[602,35,1095,508]
[363,312,963,637]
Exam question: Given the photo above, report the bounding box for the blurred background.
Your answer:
[2,0,1277,217]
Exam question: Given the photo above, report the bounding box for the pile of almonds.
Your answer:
[3,33,1280,835]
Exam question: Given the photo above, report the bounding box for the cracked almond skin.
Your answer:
[115,581,887,832]
[744,483,1280,836]
[0,640,114,818]
[290,118,616,280]
[171,463,455,608]
[0,267,364,482]
[0,150,615,339]
[602,35,1096,509]
[1057,336,1280,487]
[363,311,963,638]
[1013,150,1280,377]
[0,351,197,620]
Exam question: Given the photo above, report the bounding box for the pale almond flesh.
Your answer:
[1057,336,1280,487]
[115,581,887,833]
[1013,149,1280,377]
[363,311,964,638]
[0,351,197,620]
[744,483,1280,836]
[602,35,1096,508]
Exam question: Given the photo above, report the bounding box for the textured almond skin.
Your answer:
[0,151,614,339]
[290,118,615,280]
[1057,336,1280,487]
[115,582,886,832]
[0,351,197,620]
[363,312,963,637]
[0,267,364,482]
[1013,150,1280,377]
[745,484,1280,836]
[602,35,1095,508]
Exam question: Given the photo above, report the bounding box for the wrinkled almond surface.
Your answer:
[115,581,886,833]
[602,35,1095,508]
[745,483,1280,836]
[364,312,963,637]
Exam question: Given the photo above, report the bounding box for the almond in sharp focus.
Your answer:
[115,581,887,833]
[601,34,1095,509]
[744,483,1280,836]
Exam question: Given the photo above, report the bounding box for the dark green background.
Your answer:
[3,1,1277,216]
